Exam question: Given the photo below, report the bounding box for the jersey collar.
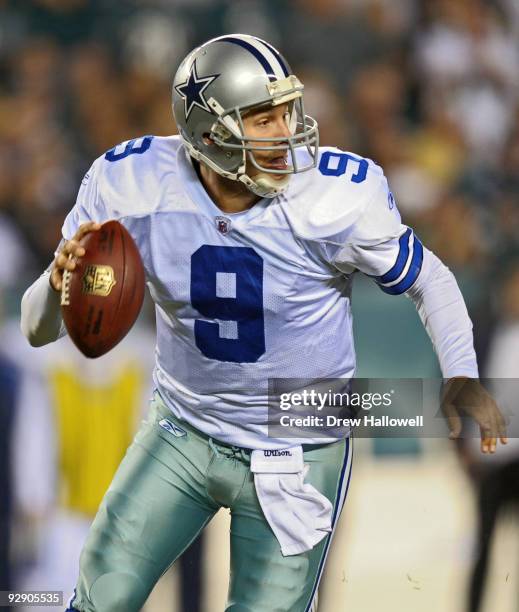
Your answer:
[176,146,272,225]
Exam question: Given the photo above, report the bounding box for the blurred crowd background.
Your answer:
[1,0,519,611]
[1,0,519,337]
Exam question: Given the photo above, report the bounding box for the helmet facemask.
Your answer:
[205,75,319,197]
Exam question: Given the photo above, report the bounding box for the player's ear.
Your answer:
[202,132,215,145]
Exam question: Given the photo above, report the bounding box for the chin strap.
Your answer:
[183,140,291,199]
[238,172,291,199]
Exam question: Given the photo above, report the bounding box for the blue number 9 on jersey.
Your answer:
[190,245,265,363]
[318,151,368,183]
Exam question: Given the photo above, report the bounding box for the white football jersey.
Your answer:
[62,136,423,449]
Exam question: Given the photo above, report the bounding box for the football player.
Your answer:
[21,34,507,612]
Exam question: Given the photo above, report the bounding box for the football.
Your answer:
[60,220,145,358]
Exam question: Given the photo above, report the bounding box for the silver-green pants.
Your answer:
[70,393,353,612]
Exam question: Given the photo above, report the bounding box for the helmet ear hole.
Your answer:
[202,132,214,145]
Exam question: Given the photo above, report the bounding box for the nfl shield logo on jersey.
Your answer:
[215,216,231,234]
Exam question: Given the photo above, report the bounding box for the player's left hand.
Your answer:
[441,377,508,454]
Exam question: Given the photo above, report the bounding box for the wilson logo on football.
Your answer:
[82,265,117,297]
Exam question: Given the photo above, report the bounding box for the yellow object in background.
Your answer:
[50,365,143,516]
[50,364,143,515]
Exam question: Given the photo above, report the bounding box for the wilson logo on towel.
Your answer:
[264,450,292,457]
[159,418,186,437]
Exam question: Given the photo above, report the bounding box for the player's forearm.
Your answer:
[406,248,479,378]
[20,271,66,346]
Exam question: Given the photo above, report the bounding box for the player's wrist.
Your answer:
[48,270,60,293]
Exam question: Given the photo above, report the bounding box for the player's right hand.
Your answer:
[50,222,101,292]
[441,377,508,454]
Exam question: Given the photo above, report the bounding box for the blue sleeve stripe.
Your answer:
[378,236,423,295]
[372,228,412,284]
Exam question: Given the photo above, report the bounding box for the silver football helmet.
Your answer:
[172,34,319,198]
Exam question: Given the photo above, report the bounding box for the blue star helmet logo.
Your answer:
[175,60,219,121]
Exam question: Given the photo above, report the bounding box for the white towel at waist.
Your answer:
[250,446,333,556]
